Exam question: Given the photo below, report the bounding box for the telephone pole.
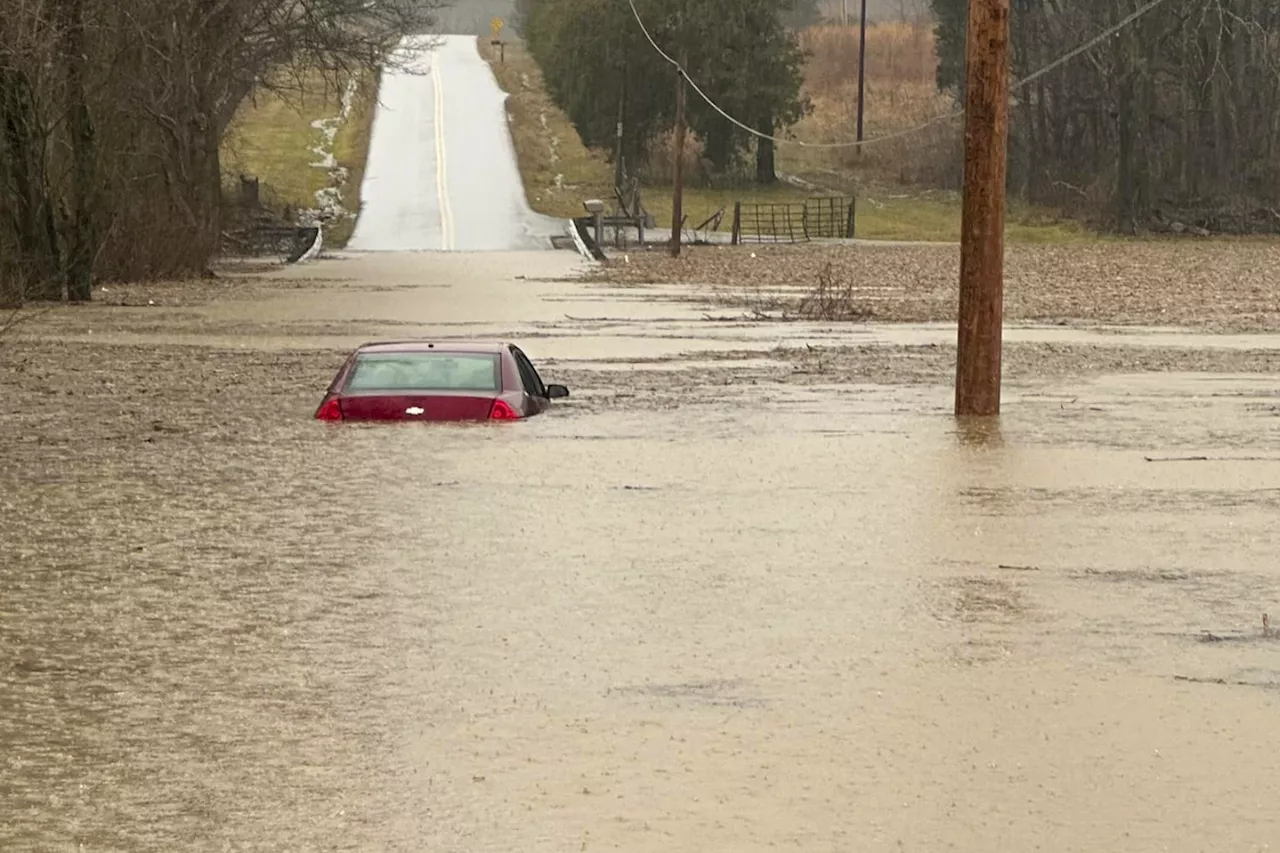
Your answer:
[669,49,688,258]
[855,0,867,155]
[614,68,627,192]
[954,0,1011,417]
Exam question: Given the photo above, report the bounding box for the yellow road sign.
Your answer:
[491,17,504,37]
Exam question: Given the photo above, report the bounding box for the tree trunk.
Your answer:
[195,121,224,267]
[702,118,733,175]
[755,111,776,184]
[1,67,62,300]
[1018,85,1036,199]
[63,0,95,302]
[1112,15,1147,235]
[1115,73,1137,234]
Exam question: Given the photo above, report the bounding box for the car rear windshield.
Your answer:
[345,352,501,393]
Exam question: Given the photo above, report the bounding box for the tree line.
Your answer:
[931,0,1280,233]
[0,0,437,304]
[515,0,814,188]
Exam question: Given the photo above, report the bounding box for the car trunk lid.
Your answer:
[339,392,498,422]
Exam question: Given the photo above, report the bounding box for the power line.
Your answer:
[626,0,1180,150]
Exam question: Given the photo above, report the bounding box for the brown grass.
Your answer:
[477,36,614,219]
[782,22,960,188]
[802,21,937,90]
[641,128,719,188]
[775,20,1089,241]
[795,262,875,320]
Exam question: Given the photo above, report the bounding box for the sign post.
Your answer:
[490,17,505,62]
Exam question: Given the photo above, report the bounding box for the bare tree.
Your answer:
[0,0,441,303]
[1003,0,1280,232]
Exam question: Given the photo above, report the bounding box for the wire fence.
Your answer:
[803,196,856,239]
[731,196,855,244]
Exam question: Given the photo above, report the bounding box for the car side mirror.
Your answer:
[545,384,570,399]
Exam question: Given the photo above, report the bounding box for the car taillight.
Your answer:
[315,396,342,421]
[489,399,519,420]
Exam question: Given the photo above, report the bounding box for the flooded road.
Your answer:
[3,251,1280,852]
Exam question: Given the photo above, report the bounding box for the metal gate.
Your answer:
[731,196,855,244]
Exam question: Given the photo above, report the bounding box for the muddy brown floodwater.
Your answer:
[3,250,1280,852]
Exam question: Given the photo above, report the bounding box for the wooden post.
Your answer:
[855,0,867,156]
[731,201,742,245]
[614,63,627,192]
[954,0,1010,417]
[669,49,688,259]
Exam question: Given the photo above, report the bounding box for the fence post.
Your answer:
[731,201,741,245]
[846,196,857,239]
[240,174,260,207]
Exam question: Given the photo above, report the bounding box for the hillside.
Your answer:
[436,0,928,35]
[481,22,1083,243]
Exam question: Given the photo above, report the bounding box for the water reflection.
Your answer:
[953,414,1005,449]
[919,413,1035,665]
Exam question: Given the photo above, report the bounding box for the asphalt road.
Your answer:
[346,34,565,252]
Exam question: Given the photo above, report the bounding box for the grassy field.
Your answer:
[222,70,379,247]
[632,183,1090,244]
[480,31,1090,243]
[780,22,1090,242]
[478,38,615,220]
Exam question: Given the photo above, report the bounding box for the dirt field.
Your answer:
[587,240,1280,332]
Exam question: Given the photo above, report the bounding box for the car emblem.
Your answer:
[405,407,424,415]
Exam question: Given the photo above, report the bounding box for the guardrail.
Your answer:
[223,224,321,263]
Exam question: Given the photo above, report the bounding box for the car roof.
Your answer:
[355,340,510,355]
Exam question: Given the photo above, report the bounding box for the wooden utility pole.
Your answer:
[614,65,627,192]
[954,0,1011,417]
[855,0,867,156]
[669,49,688,258]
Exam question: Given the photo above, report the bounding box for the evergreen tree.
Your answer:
[520,0,809,184]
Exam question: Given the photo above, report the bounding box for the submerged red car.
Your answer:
[314,340,569,422]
